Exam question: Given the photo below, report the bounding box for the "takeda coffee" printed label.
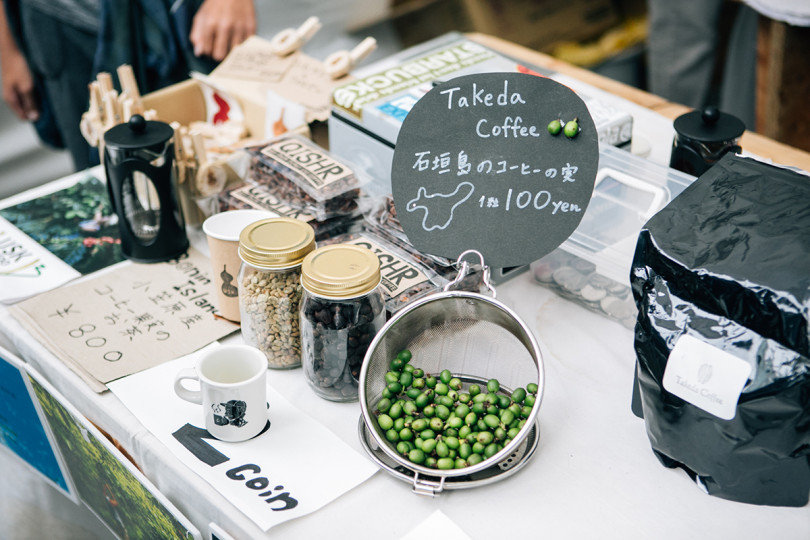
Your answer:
[663,334,753,420]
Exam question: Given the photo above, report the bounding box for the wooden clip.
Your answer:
[190,131,208,167]
[170,122,186,184]
[269,16,321,56]
[324,37,377,79]
[79,112,99,146]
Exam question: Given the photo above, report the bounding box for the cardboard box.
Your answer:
[329,32,632,196]
[141,75,267,138]
[142,36,341,140]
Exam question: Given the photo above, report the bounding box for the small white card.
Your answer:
[400,510,471,540]
[0,216,80,304]
[663,334,753,420]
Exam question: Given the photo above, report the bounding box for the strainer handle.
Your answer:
[443,249,496,298]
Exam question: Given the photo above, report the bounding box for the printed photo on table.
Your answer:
[0,346,75,501]
[0,175,124,275]
[27,371,200,540]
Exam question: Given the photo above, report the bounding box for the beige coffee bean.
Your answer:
[239,265,305,369]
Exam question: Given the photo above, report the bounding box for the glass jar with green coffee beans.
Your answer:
[238,217,315,369]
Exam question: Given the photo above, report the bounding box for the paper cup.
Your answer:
[202,209,278,321]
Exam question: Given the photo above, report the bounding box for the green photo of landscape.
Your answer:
[29,376,198,540]
[0,176,124,275]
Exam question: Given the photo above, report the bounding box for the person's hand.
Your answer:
[0,34,39,121]
[189,0,256,62]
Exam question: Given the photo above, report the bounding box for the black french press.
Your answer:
[103,114,189,262]
[669,106,745,177]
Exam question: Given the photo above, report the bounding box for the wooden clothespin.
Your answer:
[170,122,187,184]
[80,81,104,146]
[324,37,377,79]
[269,16,321,56]
[190,130,226,196]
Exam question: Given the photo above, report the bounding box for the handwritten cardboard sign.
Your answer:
[210,37,340,124]
[391,73,599,268]
[10,248,237,391]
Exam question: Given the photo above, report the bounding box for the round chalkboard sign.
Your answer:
[391,72,599,269]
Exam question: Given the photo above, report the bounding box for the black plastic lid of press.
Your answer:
[103,114,173,149]
[673,106,745,143]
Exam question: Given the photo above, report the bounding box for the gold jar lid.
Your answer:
[301,244,381,298]
[238,217,315,269]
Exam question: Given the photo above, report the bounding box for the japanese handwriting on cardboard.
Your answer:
[10,248,237,391]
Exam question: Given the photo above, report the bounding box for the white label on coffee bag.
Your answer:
[261,138,353,189]
[663,334,752,420]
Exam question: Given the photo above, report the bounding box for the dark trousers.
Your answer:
[20,4,98,170]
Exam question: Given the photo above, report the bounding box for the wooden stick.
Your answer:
[121,98,134,123]
[116,64,143,114]
[97,72,114,94]
[102,89,119,129]
[88,82,103,120]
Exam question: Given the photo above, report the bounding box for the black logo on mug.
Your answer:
[212,400,248,427]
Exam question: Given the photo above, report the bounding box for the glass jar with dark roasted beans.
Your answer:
[300,244,385,401]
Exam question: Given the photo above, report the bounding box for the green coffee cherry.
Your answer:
[564,118,580,138]
[548,119,562,135]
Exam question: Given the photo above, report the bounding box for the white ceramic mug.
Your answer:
[174,345,268,442]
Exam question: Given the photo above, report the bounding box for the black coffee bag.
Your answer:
[630,154,810,506]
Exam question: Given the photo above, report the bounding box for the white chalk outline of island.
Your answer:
[405,181,475,231]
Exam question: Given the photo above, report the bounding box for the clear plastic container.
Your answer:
[531,145,696,327]
[238,218,316,369]
[300,244,386,401]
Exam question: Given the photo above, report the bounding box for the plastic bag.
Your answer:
[630,154,810,507]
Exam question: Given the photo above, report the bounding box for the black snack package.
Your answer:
[630,154,810,507]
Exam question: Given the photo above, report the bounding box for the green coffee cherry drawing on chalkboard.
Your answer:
[547,119,562,135]
[564,118,580,139]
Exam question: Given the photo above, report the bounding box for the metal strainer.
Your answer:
[359,251,545,495]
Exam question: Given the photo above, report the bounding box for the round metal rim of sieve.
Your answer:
[358,284,545,490]
[357,413,541,495]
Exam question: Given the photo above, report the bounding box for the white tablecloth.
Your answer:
[2,86,808,539]
[2,263,808,539]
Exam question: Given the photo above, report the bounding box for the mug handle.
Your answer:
[174,368,202,404]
